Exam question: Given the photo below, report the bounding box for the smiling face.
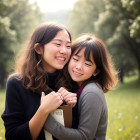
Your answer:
[41,29,71,73]
[68,48,98,87]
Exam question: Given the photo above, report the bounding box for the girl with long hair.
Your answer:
[1,22,77,140]
[44,34,118,140]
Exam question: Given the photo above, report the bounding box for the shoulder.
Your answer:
[79,82,106,105]
[7,73,23,90]
[82,82,103,94]
[81,82,104,98]
[7,73,20,84]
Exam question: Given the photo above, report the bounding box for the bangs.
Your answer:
[73,41,94,62]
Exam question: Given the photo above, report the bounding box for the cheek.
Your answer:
[67,49,71,58]
[68,59,74,72]
[84,67,94,75]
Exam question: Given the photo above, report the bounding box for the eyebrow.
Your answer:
[74,54,93,64]
[52,39,71,43]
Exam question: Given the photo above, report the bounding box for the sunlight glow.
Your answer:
[29,0,78,12]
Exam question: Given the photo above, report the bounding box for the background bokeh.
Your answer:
[0,0,140,139]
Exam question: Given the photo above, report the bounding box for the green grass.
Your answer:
[0,90,5,140]
[106,75,140,140]
[0,75,140,140]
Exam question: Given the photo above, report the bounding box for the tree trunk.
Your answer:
[0,67,7,89]
[119,68,124,83]
[138,63,140,81]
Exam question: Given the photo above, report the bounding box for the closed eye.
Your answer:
[56,43,61,46]
[85,63,91,66]
[73,58,78,61]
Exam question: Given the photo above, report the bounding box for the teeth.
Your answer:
[57,57,65,61]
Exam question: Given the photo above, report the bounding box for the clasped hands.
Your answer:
[41,87,77,114]
[57,87,77,108]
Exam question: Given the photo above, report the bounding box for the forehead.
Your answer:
[53,30,71,42]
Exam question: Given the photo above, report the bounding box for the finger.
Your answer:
[61,91,70,99]
[63,93,77,101]
[66,100,77,106]
[56,92,63,100]
[59,89,67,96]
[57,96,63,103]
[41,92,45,97]
[65,97,77,103]
[58,87,65,93]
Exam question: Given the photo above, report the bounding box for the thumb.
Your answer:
[41,92,45,97]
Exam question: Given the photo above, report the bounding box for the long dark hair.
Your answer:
[56,34,118,93]
[9,22,71,93]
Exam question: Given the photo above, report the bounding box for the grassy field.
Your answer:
[106,75,140,140]
[0,90,5,140]
[0,75,140,140]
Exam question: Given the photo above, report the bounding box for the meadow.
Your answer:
[106,75,140,140]
[0,75,140,140]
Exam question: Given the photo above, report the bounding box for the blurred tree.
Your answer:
[69,0,105,39]
[121,0,140,43]
[94,0,140,81]
[0,0,42,88]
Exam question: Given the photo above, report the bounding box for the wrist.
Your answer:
[39,105,50,117]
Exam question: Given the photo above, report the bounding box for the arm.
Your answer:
[44,87,104,140]
[1,76,62,140]
[1,77,32,140]
[29,92,63,140]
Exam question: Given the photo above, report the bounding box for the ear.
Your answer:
[93,69,100,76]
[34,43,42,54]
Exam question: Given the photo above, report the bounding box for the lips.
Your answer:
[73,70,83,76]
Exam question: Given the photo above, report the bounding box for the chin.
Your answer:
[56,66,65,70]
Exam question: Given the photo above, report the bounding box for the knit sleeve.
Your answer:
[44,85,105,140]
[1,76,32,140]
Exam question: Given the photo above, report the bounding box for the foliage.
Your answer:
[95,0,140,81]
[0,0,43,88]
[69,0,105,39]
[121,0,140,43]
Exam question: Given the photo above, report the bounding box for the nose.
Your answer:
[76,63,82,70]
[60,45,67,54]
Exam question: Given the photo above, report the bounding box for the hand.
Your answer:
[40,91,63,114]
[58,87,77,108]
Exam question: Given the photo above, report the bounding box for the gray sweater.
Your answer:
[44,83,108,140]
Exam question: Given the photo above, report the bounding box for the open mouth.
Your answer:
[56,56,66,61]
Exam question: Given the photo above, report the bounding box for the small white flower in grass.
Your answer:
[118,116,121,119]
[119,113,122,116]
[0,137,2,139]
[114,110,117,113]
[135,116,138,119]
[132,138,134,140]
[119,128,122,131]
[135,134,138,137]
